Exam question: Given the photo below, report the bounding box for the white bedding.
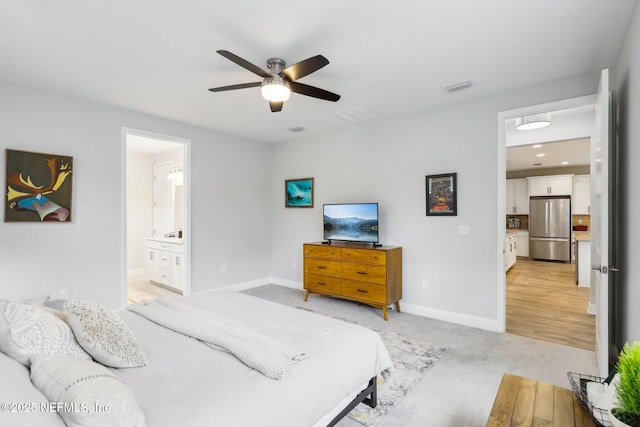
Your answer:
[114,290,393,427]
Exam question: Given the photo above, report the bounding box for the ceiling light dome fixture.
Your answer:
[261,76,291,102]
[515,113,552,130]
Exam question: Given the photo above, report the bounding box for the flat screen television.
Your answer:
[323,203,379,243]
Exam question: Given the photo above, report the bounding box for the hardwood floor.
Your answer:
[506,258,595,350]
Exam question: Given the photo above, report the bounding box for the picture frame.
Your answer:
[5,149,73,222]
[285,177,314,208]
[426,173,457,216]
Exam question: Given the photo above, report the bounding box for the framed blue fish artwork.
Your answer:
[5,149,73,222]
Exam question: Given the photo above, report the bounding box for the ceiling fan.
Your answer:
[209,50,340,112]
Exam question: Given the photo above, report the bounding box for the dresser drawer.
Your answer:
[304,245,341,260]
[341,248,387,265]
[304,258,342,276]
[341,262,387,285]
[304,274,341,294]
[342,280,387,304]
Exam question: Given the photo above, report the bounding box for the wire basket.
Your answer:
[567,372,612,426]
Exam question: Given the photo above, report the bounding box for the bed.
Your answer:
[0,290,393,427]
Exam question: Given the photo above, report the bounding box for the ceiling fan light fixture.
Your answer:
[515,113,552,130]
[261,77,291,102]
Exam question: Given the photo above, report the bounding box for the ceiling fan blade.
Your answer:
[208,82,261,92]
[269,101,283,112]
[281,55,329,81]
[217,50,270,78]
[289,81,340,102]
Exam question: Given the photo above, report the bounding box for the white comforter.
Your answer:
[113,290,393,427]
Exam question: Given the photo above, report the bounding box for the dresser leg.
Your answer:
[304,290,310,302]
[382,306,388,321]
[395,301,401,313]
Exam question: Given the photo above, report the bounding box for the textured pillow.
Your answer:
[0,300,90,367]
[0,351,66,427]
[30,355,147,427]
[64,300,147,368]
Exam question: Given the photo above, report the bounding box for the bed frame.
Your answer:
[327,376,378,426]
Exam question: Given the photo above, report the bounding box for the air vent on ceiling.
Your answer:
[288,126,306,133]
[334,106,381,124]
[444,80,473,92]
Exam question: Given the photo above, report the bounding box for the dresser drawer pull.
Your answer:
[317,265,328,269]
[356,271,368,275]
[316,282,327,286]
[356,289,368,293]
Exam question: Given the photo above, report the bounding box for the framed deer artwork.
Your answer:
[5,149,73,222]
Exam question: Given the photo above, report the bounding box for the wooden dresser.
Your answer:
[303,242,402,320]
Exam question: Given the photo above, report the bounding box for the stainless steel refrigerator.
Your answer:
[529,196,571,262]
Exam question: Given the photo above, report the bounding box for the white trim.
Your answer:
[122,127,192,309]
[401,302,501,332]
[497,94,597,337]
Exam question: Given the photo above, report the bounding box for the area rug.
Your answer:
[295,308,448,427]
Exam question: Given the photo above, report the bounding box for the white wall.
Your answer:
[613,2,640,343]
[271,71,601,329]
[0,81,272,308]
[126,151,153,273]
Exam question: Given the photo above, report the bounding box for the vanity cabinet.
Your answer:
[145,238,184,291]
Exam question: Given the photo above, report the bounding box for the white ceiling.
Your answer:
[1,1,637,144]
[507,137,591,172]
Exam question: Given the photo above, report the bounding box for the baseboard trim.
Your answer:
[401,302,501,332]
[214,278,500,332]
[127,268,146,277]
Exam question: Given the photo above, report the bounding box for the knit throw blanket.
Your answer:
[128,298,307,379]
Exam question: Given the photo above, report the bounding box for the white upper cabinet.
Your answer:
[528,175,573,196]
[573,174,591,214]
[506,179,529,214]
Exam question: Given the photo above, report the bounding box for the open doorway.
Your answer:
[497,96,598,351]
[123,128,190,305]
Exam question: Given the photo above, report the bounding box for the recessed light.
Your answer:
[536,153,546,157]
[561,161,569,165]
[532,144,543,148]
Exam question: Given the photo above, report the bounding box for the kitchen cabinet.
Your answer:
[505,233,517,271]
[515,230,529,257]
[145,238,184,291]
[528,175,573,196]
[572,174,591,214]
[506,179,529,214]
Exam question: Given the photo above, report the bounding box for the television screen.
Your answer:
[323,203,379,243]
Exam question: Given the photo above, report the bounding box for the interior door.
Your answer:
[591,68,614,376]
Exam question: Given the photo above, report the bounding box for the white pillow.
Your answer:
[30,355,146,427]
[0,351,66,427]
[0,300,90,367]
[64,300,147,368]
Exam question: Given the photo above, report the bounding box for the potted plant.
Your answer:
[610,342,640,427]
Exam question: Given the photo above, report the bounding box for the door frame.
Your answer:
[121,127,192,307]
[496,94,596,333]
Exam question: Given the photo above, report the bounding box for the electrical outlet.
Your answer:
[422,280,429,290]
[220,265,226,274]
[291,261,296,270]
[459,225,470,235]
[59,290,68,300]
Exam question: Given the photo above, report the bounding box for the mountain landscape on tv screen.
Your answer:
[323,215,378,242]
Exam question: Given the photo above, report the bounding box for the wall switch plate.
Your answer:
[292,261,296,270]
[220,265,226,274]
[422,280,429,290]
[459,225,470,235]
